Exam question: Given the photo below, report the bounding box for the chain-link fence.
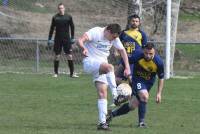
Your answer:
[1,37,199,75]
[0,38,83,74]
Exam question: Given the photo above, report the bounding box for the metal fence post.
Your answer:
[36,39,40,72]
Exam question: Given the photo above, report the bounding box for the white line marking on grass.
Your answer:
[171,76,193,79]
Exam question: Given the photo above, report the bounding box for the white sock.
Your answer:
[97,99,107,124]
[106,71,118,99]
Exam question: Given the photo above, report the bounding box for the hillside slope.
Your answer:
[0,0,199,41]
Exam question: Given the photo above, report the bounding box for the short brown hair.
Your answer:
[106,23,121,35]
[58,3,64,7]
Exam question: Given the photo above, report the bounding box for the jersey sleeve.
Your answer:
[141,31,148,47]
[85,27,100,41]
[69,15,75,38]
[156,57,165,79]
[112,38,124,50]
[48,16,55,40]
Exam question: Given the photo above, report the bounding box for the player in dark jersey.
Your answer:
[120,14,147,56]
[48,3,78,78]
[107,42,164,127]
[115,14,147,84]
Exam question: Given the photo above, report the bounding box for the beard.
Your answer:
[144,57,152,61]
[131,24,138,29]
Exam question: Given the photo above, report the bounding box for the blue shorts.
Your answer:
[131,80,153,97]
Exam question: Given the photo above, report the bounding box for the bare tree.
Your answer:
[127,0,142,29]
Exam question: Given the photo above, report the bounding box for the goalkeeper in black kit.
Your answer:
[48,3,79,78]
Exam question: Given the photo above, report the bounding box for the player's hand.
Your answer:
[47,40,53,46]
[123,67,131,78]
[47,40,53,50]
[156,93,162,103]
[70,38,76,44]
[127,74,132,85]
[82,48,88,57]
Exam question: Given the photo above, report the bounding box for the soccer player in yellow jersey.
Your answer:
[107,43,164,128]
[120,14,147,56]
[116,14,148,85]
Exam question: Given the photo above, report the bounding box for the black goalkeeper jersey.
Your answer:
[48,13,74,40]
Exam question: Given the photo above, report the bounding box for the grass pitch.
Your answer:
[0,73,200,134]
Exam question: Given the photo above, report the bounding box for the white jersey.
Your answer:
[84,27,124,62]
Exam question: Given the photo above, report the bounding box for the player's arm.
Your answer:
[156,60,165,103]
[113,38,130,76]
[48,17,55,41]
[141,31,148,47]
[69,15,75,39]
[78,33,89,57]
[156,78,164,103]
[118,48,130,77]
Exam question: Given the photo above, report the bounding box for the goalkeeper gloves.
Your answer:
[70,38,76,44]
[47,39,53,50]
[47,39,54,46]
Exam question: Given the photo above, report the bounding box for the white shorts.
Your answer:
[83,57,108,85]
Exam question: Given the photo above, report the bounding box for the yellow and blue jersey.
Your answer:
[129,50,164,88]
[119,29,147,57]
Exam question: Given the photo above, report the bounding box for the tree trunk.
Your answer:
[127,0,142,29]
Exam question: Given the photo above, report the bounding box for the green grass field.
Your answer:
[0,73,200,134]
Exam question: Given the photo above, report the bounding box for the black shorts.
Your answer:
[54,39,72,55]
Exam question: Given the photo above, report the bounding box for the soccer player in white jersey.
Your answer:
[78,24,131,130]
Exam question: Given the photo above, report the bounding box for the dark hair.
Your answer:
[143,42,155,49]
[106,23,121,35]
[126,14,141,29]
[128,14,140,21]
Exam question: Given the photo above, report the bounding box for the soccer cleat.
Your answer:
[97,123,110,131]
[70,74,79,78]
[52,74,58,78]
[106,110,113,125]
[114,95,129,106]
[137,122,147,128]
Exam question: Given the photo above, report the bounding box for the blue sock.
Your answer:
[138,101,147,123]
[112,103,130,117]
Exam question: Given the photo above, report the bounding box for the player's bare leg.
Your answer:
[95,81,110,131]
[99,63,127,106]
[99,63,118,101]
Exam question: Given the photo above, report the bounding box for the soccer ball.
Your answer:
[116,83,132,97]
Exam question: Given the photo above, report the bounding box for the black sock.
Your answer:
[68,60,74,76]
[54,60,59,74]
[112,103,130,117]
[138,101,147,123]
